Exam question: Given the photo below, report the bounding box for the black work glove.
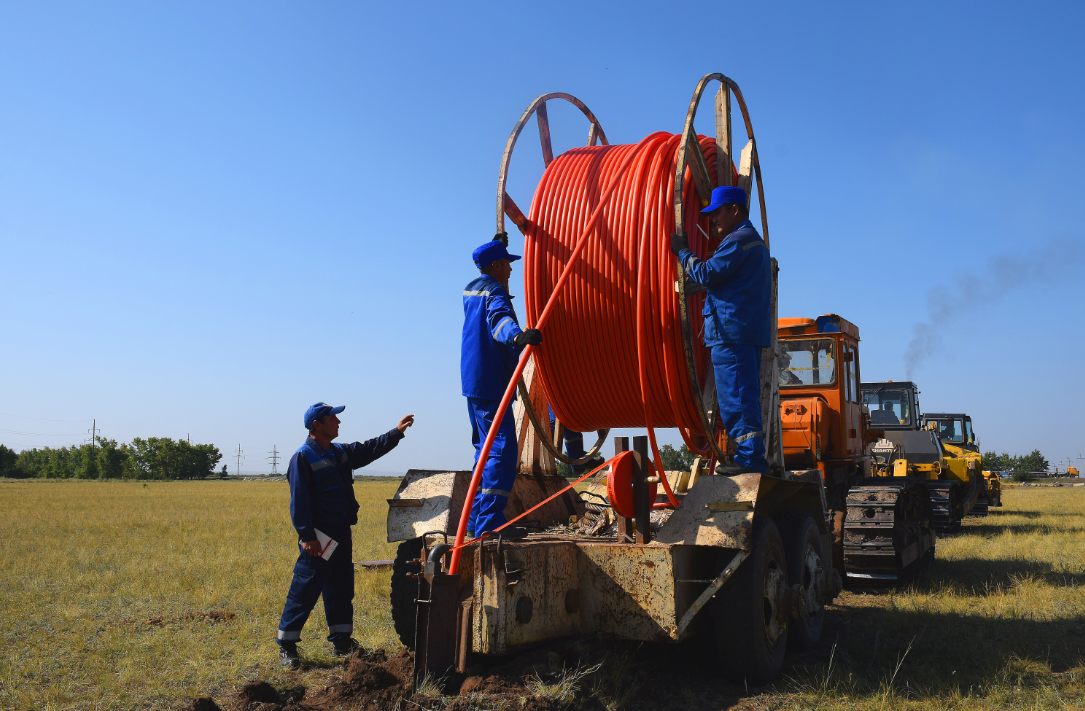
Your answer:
[670,231,689,256]
[513,329,543,347]
[494,231,509,247]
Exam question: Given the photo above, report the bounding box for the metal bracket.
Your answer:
[676,549,749,637]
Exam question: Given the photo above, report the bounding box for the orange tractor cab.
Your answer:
[778,314,935,585]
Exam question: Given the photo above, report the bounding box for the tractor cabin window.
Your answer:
[779,339,836,387]
[847,346,859,402]
[863,387,914,427]
[930,418,965,443]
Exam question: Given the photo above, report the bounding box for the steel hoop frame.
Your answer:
[497,93,610,468]
[673,73,769,464]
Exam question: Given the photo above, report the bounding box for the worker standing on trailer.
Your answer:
[462,239,542,539]
[276,402,414,669]
[671,185,770,474]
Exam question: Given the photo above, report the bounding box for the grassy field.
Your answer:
[0,480,1083,710]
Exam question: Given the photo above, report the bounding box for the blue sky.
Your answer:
[1,2,1082,473]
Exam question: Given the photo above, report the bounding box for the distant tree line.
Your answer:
[983,449,1049,482]
[0,438,222,480]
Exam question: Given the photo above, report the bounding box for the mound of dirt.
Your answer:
[192,647,573,711]
[234,681,280,710]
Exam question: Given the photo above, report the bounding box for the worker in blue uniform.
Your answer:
[276,402,415,669]
[671,185,770,474]
[461,240,542,539]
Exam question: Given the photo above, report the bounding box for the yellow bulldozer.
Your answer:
[921,413,1002,514]
[860,383,982,531]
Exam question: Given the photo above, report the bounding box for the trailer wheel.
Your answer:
[390,537,423,649]
[777,513,825,651]
[713,516,788,685]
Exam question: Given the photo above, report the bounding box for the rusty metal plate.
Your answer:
[474,541,582,654]
[651,474,760,549]
[579,544,678,642]
[472,541,681,654]
[387,470,470,543]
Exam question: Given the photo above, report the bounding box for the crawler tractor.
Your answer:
[922,412,1002,514]
[861,382,980,531]
[777,315,935,586]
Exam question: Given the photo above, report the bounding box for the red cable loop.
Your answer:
[448,134,731,575]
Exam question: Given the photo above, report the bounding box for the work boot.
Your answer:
[279,644,300,669]
[714,463,757,476]
[332,637,365,657]
[572,455,606,476]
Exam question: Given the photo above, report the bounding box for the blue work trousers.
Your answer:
[711,343,768,474]
[466,397,518,535]
[276,525,354,647]
[548,405,586,460]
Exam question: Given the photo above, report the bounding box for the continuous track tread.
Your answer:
[926,480,961,532]
[842,479,934,586]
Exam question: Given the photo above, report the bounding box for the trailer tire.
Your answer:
[713,516,788,685]
[777,513,825,652]
[390,537,423,650]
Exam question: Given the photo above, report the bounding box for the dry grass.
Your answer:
[0,477,402,710]
[780,485,1085,710]
[1,480,1083,710]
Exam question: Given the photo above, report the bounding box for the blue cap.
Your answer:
[702,185,748,214]
[304,402,345,429]
[473,240,522,268]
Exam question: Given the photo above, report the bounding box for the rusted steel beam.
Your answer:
[455,598,473,673]
[503,192,530,234]
[413,571,459,690]
[633,436,651,544]
[613,437,634,543]
[536,101,554,167]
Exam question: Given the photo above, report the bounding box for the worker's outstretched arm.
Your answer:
[286,454,316,542]
[343,427,405,470]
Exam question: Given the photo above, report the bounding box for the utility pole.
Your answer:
[268,445,280,475]
[235,444,244,476]
[85,419,100,451]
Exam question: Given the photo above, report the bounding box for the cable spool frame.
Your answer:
[495,77,771,468]
[496,93,611,468]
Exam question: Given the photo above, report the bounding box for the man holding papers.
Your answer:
[276,402,415,669]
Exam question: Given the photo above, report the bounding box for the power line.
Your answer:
[268,445,280,475]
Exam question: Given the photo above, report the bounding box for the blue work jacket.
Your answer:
[286,431,403,541]
[679,220,771,348]
[461,274,524,400]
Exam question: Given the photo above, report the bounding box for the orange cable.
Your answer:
[449,133,733,574]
